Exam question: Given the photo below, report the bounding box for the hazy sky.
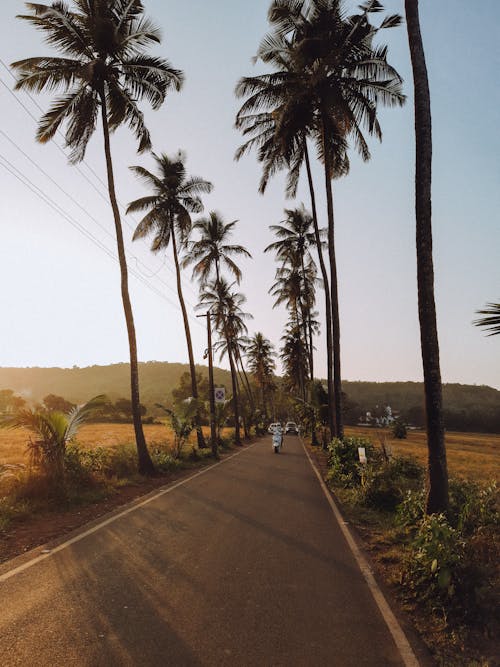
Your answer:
[0,1,499,390]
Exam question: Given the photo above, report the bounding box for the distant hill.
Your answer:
[1,365,499,432]
[0,362,232,408]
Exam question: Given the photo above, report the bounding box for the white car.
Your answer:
[268,422,281,434]
[285,421,299,435]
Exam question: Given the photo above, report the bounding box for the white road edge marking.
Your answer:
[0,442,259,584]
[301,439,420,667]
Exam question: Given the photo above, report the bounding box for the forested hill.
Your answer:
[0,362,232,407]
[0,364,499,431]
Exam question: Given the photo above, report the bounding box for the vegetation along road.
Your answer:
[0,435,427,666]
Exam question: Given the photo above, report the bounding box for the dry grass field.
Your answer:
[0,422,209,468]
[345,426,500,482]
[1,422,498,483]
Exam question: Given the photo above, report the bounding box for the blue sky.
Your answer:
[0,1,499,390]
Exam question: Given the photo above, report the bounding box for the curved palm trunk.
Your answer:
[170,228,206,449]
[305,143,335,441]
[406,0,448,513]
[99,95,154,475]
[321,126,343,440]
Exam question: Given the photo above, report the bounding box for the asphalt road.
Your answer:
[0,436,417,666]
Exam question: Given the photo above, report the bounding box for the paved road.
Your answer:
[0,436,417,666]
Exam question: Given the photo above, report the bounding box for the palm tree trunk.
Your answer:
[99,93,154,475]
[321,126,343,440]
[304,143,335,441]
[170,227,206,449]
[405,0,448,514]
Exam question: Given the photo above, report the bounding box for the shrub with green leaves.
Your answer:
[327,437,376,487]
[448,478,498,535]
[403,513,465,602]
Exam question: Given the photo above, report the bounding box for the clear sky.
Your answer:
[0,1,499,390]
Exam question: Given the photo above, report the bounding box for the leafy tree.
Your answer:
[156,400,200,459]
[405,0,448,513]
[474,302,500,337]
[0,389,26,414]
[115,397,146,419]
[43,394,75,413]
[12,1,183,474]
[128,151,212,448]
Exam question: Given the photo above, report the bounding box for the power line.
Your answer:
[0,59,202,306]
[0,150,204,331]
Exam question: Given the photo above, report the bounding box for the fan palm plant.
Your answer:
[127,151,213,449]
[12,1,184,474]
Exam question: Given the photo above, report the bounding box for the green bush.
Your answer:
[396,488,426,527]
[448,478,498,536]
[327,437,376,487]
[403,513,465,602]
[358,464,406,512]
[151,447,182,473]
[391,420,407,439]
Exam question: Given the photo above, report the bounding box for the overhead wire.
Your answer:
[0,67,205,331]
[0,59,202,306]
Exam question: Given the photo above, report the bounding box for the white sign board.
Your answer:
[214,387,226,403]
[358,447,367,464]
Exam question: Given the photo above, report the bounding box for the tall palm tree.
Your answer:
[405,0,447,514]
[12,1,183,474]
[474,302,500,336]
[127,151,213,449]
[236,0,405,439]
[198,279,247,445]
[184,211,251,285]
[265,205,321,382]
[280,321,309,401]
[246,333,276,418]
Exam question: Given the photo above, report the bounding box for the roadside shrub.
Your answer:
[396,488,426,528]
[391,420,407,439]
[402,513,465,603]
[104,444,138,478]
[327,437,376,487]
[151,447,182,473]
[448,478,498,535]
[357,464,406,512]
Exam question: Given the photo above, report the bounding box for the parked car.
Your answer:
[285,421,299,435]
[268,422,281,434]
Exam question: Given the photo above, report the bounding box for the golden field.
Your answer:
[0,422,209,468]
[0,422,498,483]
[345,426,500,482]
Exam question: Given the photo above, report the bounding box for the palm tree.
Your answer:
[12,1,183,474]
[236,0,405,439]
[265,206,321,382]
[184,211,251,285]
[405,0,447,514]
[246,333,276,418]
[127,151,213,449]
[280,322,309,401]
[198,279,247,445]
[474,302,500,336]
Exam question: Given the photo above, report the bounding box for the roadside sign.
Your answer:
[214,387,225,403]
[358,447,367,464]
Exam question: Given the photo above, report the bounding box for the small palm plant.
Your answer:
[1,395,106,494]
[155,399,201,459]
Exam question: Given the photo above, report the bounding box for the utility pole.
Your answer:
[198,311,217,457]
